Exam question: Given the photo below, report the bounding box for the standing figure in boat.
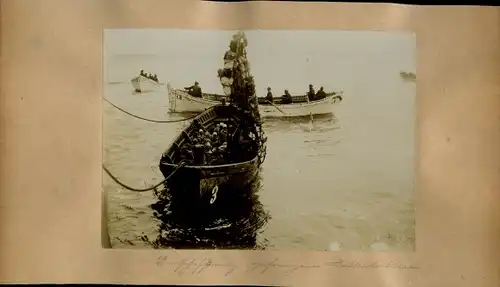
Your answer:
[217,31,266,165]
[218,32,261,122]
[307,84,316,101]
[184,81,203,98]
[265,87,274,103]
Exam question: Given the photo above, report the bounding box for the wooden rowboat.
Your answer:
[131,75,162,93]
[167,83,343,117]
[158,104,265,205]
[147,31,269,248]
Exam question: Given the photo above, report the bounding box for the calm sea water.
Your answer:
[103,54,416,251]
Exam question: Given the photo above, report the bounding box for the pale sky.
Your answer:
[104,29,415,94]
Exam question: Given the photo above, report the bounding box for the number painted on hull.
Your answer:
[209,185,218,204]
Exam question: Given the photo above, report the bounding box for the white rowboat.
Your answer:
[131,75,162,93]
[167,83,343,118]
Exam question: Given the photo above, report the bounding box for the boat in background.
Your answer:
[400,71,416,82]
[131,74,162,93]
[167,83,343,117]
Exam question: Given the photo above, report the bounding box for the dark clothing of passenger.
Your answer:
[265,91,273,103]
[316,89,327,100]
[185,85,202,98]
[307,88,316,101]
[281,92,292,104]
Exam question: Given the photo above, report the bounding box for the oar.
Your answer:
[265,100,287,116]
[304,95,314,131]
[307,112,315,131]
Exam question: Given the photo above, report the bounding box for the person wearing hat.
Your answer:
[184,81,202,98]
[307,84,316,101]
[265,87,274,103]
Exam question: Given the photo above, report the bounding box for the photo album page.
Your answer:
[1,1,499,287]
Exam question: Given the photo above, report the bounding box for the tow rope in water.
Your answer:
[102,161,187,192]
[103,98,199,123]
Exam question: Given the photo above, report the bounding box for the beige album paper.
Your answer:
[1,1,499,286]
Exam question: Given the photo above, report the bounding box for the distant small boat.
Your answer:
[400,71,416,82]
[167,83,343,117]
[131,75,162,93]
[159,104,264,204]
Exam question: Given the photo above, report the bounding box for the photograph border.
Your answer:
[101,27,418,253]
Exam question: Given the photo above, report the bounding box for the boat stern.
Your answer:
[159,158,260,206]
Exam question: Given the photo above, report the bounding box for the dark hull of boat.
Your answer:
[159,159,259,205]
[158,104,262,206]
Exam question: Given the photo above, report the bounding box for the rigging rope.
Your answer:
[103,98,199,123]
[102,161,188,192]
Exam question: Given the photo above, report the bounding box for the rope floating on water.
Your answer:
[103,98,199,123]
[102,162,187,192]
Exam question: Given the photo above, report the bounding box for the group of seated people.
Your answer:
[265,84,328,104]
[139,69,159,83]
[182,81,328,104]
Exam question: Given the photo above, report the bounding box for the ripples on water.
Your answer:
[144,173,271,250]
[104,81,415,252]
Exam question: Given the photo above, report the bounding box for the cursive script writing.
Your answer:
[245,258,321,277]
[325,258,419,269]
[156,256,238,276]
[155,255,419,277]
[156,256,322,277]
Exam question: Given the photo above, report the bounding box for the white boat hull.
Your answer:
[131,75,161,93]
[258,96,340,117]
[167,83,342,118]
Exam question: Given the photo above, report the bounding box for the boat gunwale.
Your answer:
[160,156,259,170]
[160,104,260,171]
[170,87,341,108]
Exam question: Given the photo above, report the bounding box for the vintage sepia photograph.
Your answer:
[102,29,416,252]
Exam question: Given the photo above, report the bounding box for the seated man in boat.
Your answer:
[265,87,274,103]
[307,84,316,101]
[152,74,158,82]
[281,90,293,104]
[315,86,327,100]
[184,81,203,98]
[140,69,145,76]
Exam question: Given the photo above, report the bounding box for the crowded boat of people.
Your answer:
[139,69,159,83]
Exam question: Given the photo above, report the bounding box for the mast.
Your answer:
[218,31,267,166]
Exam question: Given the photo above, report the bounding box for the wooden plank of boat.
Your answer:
[131,75,162,93]
[159,104,262,205]
[167,83,343,117]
